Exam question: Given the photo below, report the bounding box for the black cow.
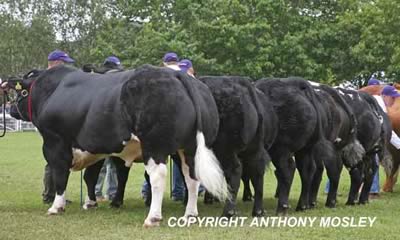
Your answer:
[7,64,228,227]
[199,76,276,217]
[310,83,364,208]
[255,77,323,214]
[335,88,387,205]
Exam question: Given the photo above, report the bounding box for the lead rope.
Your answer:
[0,93,7,137]
[80,170,83,208]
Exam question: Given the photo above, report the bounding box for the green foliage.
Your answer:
[0,0,400,85]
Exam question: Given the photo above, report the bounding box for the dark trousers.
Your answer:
[42,164,55,201]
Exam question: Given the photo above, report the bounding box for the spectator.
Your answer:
[162,52,180,70]
[178,59,195,77]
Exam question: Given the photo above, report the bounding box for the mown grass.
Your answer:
[0,132,399,240]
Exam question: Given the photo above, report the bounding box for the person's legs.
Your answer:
[324,179,330,194]
[95,160,107,200]
[105,158,118,200]
[370,155,380,194]
[172,157,185,201]
[42,164,55,203]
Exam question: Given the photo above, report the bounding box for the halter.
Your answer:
[11,80,36,122]
[27,80,36,122]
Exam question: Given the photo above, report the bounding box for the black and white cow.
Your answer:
[6,64,228,227]
[310,83,364,208]
[198,76,276,217]
[335,88,387,205]
[255,77,324,214]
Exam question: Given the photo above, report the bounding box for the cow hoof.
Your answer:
[143,217,162,228]
[295,205,308,211]
[325,200,336,208]
[345,201,356,206]
[47,207,65,215]
[252,209,265,217]
[223,209,238,218]
[109,201,122,208]
[358,200,369,205]
[242,195,253,202]
[276,204,289,216]
[83,202,98,210]
[309,202,317,209]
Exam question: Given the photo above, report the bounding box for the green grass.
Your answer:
[0,132,399,240]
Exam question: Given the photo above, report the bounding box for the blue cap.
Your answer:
[368,78,380,86]
[382,85,400,97]
[48,50,75,63]
[103,56,121,66]
[163,52,179,63]
[178,59,193,73]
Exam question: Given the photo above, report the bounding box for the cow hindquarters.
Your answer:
[143,158,167,228]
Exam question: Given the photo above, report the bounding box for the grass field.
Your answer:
[0,132,399,240]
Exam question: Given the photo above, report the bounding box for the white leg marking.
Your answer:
[47,192,66,215]
[83,196,97,210]
[179,150,200,218]
[143,158,167,227]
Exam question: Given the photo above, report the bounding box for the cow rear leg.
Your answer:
[248,159,266,217]
[110,157,130,208]
[221,153,242,217]
[295,150,316,211]
[346,165,363,205]
[143,157,167,228]
[324,156,342,208]
[270,149,295,215]
[83,159,105,209]
[178,150,200,218]
[309,160,324,208]
[242,172,253,202]
[359,155,378,204]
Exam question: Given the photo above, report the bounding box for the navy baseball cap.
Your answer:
[103,56,121,66]
[382,85,400,97]
[163,52,179,63]
[368,78,380,86]
[48,50,75,63]
[178,59,193,73]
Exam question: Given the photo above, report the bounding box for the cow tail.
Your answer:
[176,72,229,201]
[240,79,269,167]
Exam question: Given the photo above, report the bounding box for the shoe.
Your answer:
[96,196,107,202]
[369,193,380,199]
